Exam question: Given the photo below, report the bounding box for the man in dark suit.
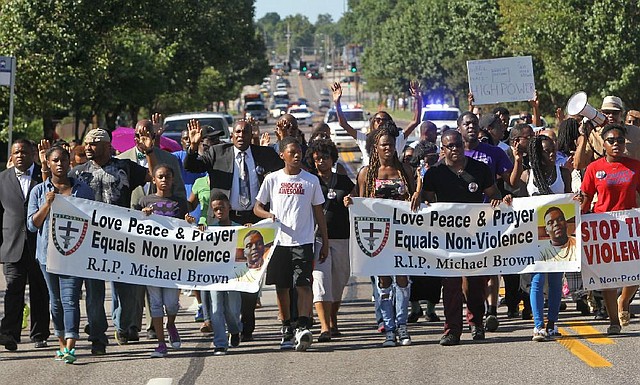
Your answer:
[185,119,283,342]
[0,139,50,350]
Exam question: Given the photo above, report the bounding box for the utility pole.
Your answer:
[286,23,291,65]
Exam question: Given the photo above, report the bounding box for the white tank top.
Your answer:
[526,165,564,196]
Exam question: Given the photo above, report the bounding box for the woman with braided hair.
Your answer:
[516,134,571,341]
[349,123,416,347]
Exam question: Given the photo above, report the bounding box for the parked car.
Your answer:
[244,102,269,123]
[287,106,313,127]
[163,112,230,146]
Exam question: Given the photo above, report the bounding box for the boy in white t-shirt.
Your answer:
[254,136,329,352]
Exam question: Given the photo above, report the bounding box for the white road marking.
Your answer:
[146,378,173,385]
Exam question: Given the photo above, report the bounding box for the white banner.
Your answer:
[349,194,581,276]
[467,56,535,105]
[47,195,280,292]
[582,209,640,290]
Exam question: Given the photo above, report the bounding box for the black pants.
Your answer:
[240,292,258,336]
[1,251,50,342]
[504,274,530,313]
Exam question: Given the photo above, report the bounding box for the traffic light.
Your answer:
[299,61,307,72]
[350,61,357,73]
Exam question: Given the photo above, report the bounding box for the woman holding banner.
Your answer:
[27,143,95,364]
[579,124,640,335]
[517,134,572,341]
[350,122,416,347]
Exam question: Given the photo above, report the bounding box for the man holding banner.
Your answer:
[417,130,507,346]
[70,127,157,354]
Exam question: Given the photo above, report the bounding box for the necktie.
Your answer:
[239,151,251,209]
[15,168,31,177]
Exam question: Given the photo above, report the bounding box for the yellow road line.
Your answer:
[341,151,354,162]
[565,321,615,345]
[297,75,305,98]
[556,327,612,368]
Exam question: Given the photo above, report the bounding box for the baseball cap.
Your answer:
[479,113,499,129]
[202,125,225,138]
[601,96,623,111]
[84,128,111,143]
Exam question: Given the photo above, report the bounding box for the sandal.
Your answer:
[55,350,65,361]
[619,311,631,327]
[63,348,77,364]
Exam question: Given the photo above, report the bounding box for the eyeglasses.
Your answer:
[442,142,464,150]
[604,137,625,145]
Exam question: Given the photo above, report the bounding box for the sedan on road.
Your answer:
[288,106,314,127]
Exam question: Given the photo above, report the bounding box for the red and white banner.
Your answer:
[581,209,640,290]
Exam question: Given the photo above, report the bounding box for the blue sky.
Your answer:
[254,0,347,23]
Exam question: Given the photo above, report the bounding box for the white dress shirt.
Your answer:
[231,146,259,210]
[16,163,35,199]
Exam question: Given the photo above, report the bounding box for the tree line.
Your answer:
[0,0,269,140]
[344,0,640,117]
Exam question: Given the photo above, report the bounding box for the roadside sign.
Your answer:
[1,56,16,159]
[467,56,535,105]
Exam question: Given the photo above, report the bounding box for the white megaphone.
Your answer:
[566,91,607,126]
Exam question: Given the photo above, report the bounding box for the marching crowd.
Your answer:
[0,79,639,363]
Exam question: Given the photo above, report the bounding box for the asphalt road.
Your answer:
[1,272,640,385]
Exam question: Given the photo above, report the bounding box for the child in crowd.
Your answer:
[206,191,243,355]
[254,136,329,351]
[138,164,194,358]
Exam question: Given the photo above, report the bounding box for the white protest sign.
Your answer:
[47,195,280,292]
[349,194,581,277]
[582,209,640,290]
[467,56,535,105]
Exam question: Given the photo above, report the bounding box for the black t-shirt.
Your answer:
[319,173,355,239]
[422,157,494,203]
[70,158,147,207]
[136,194,188,219]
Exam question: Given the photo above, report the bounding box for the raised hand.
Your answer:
[260,132,271,146]
[38,139,51,166]
[135,124,154,153]
[151,113,165,137]
[409,80,421,97]
[187,119,202,150]
[331,82,342,103]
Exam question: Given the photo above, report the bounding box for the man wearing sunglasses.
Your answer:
[416,130,504,346]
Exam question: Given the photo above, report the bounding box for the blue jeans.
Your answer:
[210,290,242,348]
[377,277,410,333]
[530,272,563,329]
[111,282,145,333]
[201,290,212,322]
[40,264,82,340]
[371,277,383,324]
[84,278,108,346]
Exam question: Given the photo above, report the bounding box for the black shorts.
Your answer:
[265,244,314,289]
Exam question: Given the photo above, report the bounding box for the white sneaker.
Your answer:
[294,328,313,351]
[397,324,411,346]
[532,327,547,342]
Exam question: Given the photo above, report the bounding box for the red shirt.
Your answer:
[581,156,640,213]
